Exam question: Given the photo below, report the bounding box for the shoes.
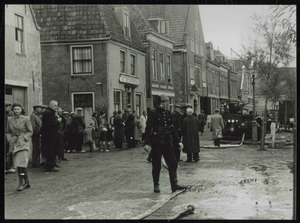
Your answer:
[194,159,199,162]
[172,184,188,192]
[32,164,41,168]
[77,150,86,153]
[66,150,71,153]
[17,185,25,191]
[100,149,104,152]
[105,149,110,152]
[5,168,16,174]
[47,167,59,172]
[154,185,160,193]
[177,159,183,162]
[55,164,62,168]
[24,183,30,189]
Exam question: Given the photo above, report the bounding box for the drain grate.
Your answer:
[239,178,257,185]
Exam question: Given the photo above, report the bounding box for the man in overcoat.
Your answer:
[144,95,187,193]
[30,104,42,167]
[210,109,225,147]
[40,100,60,172]
[182,108,201,162]
[113,110,124,149]
[197,110,207,135]
[171,104,182,162]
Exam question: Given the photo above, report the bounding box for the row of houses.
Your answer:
[5,4,257,126]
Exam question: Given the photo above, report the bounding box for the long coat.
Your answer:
[182,115,201,153]
[40,107,60,157]
[30,111,42,135]
[113,114,124,147]
[210,113,225,139]
[139,115,147,133]
[6,115,33,167]
[134,118,141,140]
[171,111,182,138]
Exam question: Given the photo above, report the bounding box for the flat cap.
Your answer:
[33,104,42,108]
[186,103,193,108]
[41,105,48,108]
[215,108,220,112]
[63,111,69,115]
[175,104,182,109]
[126,108,132,112]
[76,107,83,111]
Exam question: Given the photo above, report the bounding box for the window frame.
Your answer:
[159,52,165,82]
[123,11,131,38]
[189,64,194,79]
[113,90,122,112]
[166,54,172,83]
[152,50,157,81]
[71,92,95,112]
[15,14,24,54]
[70,45,94,76]
[135,93,142,117]
[130,54,136,76]
[190,38,194,52]
[120,50,126,74]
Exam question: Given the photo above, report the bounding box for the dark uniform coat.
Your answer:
[182,115,201,153]
[171,111,182,138]
[145,106,180,146]
[40,107,60,157]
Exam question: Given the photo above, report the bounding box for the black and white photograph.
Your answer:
[4,3,296,220]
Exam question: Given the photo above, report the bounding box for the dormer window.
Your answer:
[123,12,130,38]
[114,6,131,39]
[148,18,169,35]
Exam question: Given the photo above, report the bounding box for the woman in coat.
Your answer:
[98,111,108,152]
[6,103,33,191]
[182,108,201,162]
[134,115,142,146]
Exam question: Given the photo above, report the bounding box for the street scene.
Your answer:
[4,4,296,220]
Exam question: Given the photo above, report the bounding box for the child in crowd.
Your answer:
[84,119,96,152]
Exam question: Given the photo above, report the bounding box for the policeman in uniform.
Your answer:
[144,95,187,193]
[171,104,182,162]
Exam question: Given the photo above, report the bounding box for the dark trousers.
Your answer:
[32,134,41,165]
[200,124,205,133]
[75,133,84,152]
[58,133,65,160]
[142,133,145,142]
[214,138,221,146]
[174,147,181,161]
[46,153,56,171]
[151,143,178,187]
[187,152,199,161]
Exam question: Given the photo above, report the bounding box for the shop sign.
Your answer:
[119,74,139,86]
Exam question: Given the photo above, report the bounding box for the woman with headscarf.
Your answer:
[6,103,33,191]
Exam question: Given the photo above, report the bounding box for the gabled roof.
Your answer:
[32,5,145,51]
[127,5,174,43]
[137,5,190,46]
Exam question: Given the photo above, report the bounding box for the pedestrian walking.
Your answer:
[171,104,183,162]
[30,104,42,168]
[210,109,225,147]
[39,104,48,168]
[144,94,187,193]
[6,103,33,190]
[197,110,207,135]
[113,110,124,149]
[125,109,135,149]
[40,100,60,172]
[182,108,201,162]
[140,111,147,144]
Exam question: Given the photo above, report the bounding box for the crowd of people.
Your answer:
[5,97,211,193]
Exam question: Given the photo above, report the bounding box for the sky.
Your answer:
[199,5,296,67]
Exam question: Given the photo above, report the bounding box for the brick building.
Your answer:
[138,5,207,115]
[33,5,146,124]
[128,5,176,112]
[5,5,42,115]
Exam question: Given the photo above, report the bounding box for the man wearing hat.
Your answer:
[171,104,183,162]
[197,110,207,135]
[30,105,43,167]
[125,108,135,149]
[144,94,187,193]
[210,108,224,147]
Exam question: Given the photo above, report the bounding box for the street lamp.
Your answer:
[251,70,257,144]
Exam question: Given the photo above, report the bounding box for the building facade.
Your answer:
[5,5,42,115]
[33,5,146,125]
[138,5,207,115]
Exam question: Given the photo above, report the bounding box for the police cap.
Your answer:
[158,94,169,103]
